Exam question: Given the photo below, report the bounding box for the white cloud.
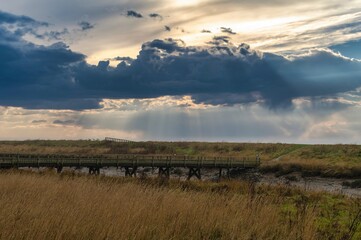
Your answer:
[3,0,361,63]
[1,96,361,143]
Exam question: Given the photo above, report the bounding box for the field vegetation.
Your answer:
[0,170,360,240]
[0,141,360,178]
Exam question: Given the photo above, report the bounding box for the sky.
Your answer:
[1,0,361,143]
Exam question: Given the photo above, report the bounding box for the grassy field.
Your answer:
[0,170,360,240]
[0,140,360,178]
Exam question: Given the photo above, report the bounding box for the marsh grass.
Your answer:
[0,170,360,240]
[261,159,361,178]
[0,141,360,177]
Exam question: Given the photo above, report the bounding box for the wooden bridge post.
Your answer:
[218,168,230,180]
[56,165,63,174]
[158,167,170,178]
[125,167,137,177]
[187,168,201,180]
[89,167,100,175]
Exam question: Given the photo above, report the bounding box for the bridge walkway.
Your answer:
[0,154,260,180]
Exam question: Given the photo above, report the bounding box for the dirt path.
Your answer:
[269,145,307,162]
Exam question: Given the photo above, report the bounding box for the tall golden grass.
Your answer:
[0,170,360,240]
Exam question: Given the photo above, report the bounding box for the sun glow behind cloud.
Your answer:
[1,95,361,143]
[174,0,201,7]
[27,0,359,65]
[1,0,361,142]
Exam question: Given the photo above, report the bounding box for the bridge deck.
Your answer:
[0,153,260,169]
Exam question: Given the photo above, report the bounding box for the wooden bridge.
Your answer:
[0,153,260,180]
[105,137,134,143]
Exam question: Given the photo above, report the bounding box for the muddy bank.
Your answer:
[91,167,361,198]
[259,173,361,198]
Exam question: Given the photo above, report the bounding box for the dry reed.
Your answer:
[0,170,360,240]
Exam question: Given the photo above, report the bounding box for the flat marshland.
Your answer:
[1,140,361,178]
[0,170,360,240]
[0,141,360,239]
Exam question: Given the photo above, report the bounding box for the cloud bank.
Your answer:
[1,11,361,111]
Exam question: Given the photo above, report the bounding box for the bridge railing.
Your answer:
[0,153,260,169]
[105,137,134,143]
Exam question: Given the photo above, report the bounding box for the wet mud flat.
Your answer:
[101,167,361,198]
[259,173,361,198]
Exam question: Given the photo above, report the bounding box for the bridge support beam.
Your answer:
[89,167,100,175]
[158,167,170,178]
[218,168,230,180]
[56,166,63,174]
[187,167,201,180]
[125,167,137,177]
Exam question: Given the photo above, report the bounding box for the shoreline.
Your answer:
[15,166,361,198]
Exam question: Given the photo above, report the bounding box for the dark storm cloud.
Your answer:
[78,21,95,31]
[0,10,47,27]
[0,14,91,109]
[73,39,361,109]
[0,10,69,41]
[42,28,69,40]
[220,27,236,35]
[149,13,163,20]
[126,10,143,18]
[0,10,49,40]
[1,11,361,110]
